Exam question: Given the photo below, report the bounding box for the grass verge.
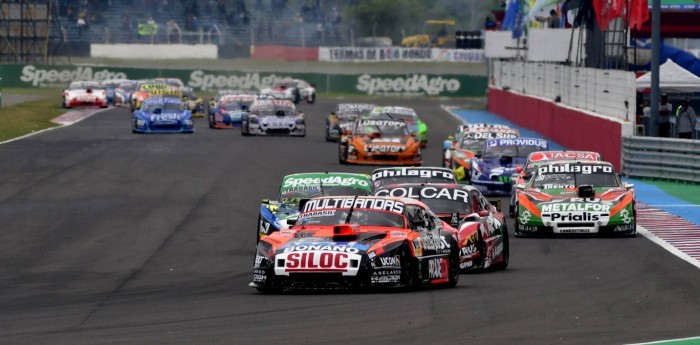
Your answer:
[0,88,64,142]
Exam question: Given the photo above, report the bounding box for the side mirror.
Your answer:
[410,131,417,137]
[624,183,635,191]
[478,210,489,217]
[413,219,426,227]
[515,184,525,190]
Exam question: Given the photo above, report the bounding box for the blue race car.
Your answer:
[208,94,256,129]
[132,96,194,133]
[469,138,549,196]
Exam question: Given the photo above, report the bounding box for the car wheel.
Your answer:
[447,238,460,287]
[307,93,316,104]
[241,120,250,136]
[293,89,301,104]
[400,242,418,290]
[338,144,348,164]
[256,215,262,245]
[209,115,215,129]
[492,224,509,270]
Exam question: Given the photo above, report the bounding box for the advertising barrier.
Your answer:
[0,64,487,97]
[318,47,485,63]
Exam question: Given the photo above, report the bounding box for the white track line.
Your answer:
[638,225,700,270]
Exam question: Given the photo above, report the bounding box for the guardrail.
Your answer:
[621,136,700,183]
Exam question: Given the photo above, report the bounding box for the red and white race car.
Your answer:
[62,81,108,108]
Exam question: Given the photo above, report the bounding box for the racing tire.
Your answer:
[325,122,332,142]
[209,115,215,129]
[293,89,301,104]
[307,93,316,104]
[513,211,525,238]
[399,242,418,290]
[492,225,510,271]
[447,238,460,288]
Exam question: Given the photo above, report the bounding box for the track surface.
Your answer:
[1,98,700,345]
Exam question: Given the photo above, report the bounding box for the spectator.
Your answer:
[166,19,182,43]
[676,97,697,139]
[659,93,673,137]
[76,12,88,36]
[548,9,561,28]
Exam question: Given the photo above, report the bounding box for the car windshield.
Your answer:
[532,172,620,189]
[142,100,183,112]
[118,82,135,91]
[69,82,102,90]
[221,102,245,111]
[297,209,405,228]
[280,185,369,202]
[420,198,472,215]
[373,175,455,188]
[459,138,483,151]
[483,144,542,159]
[273,80,296,88]
[355,121,408,136]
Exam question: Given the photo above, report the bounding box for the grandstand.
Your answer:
[57,0,351,47]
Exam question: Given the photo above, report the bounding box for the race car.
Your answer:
[132,96,194,133]
[241,99,306,136]
[374,183,509,271]
[508,150,602,217]
[338,119,421,165]
[370,167,457,191]
[101,79,128,105]
[208,94,256,129]
[443,124,520,183]
[259,78,316,104]
[369,106,428,147]
[250,196,460,292]
[114,80,138,106]
[257,172,372,243]
[154,77,185,88]
[179,87,206,117]
[325,103,376,141]
[130,82,173,111]
[470,138,550,196]
[62,81,108,109]
[514,161,636,237]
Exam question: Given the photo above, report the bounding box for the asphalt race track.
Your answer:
[2,97,700,345]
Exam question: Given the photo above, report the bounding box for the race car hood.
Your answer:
[268,227,409,276]
[517,186,635,226]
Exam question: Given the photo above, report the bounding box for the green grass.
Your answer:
[0,88,63,142]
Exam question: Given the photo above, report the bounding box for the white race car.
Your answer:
[241,99,306,136]
[62,81,108,108]
[259,79,316,104]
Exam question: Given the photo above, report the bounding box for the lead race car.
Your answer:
[374,183,509,271]
[241,99,306,136]
[515,161,636,237]
[325,103,376,141]
[132,96,193,133]
[62,81,109,108]
[250,196,460,292]
[257,172,372,243]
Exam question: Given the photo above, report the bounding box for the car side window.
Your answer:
[469,192,481,213]
[406,205,427,232]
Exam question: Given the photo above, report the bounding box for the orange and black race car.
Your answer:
[250,196,461,292]
[338,119,422,166]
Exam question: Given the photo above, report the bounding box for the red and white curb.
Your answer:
[637,203,700,270]
[0,107,110,145]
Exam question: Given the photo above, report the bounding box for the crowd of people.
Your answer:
[641,94,698,139]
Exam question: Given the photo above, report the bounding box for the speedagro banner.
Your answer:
[0,64,486,97]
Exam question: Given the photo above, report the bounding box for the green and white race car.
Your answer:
[514,161,636,237]
[257,172,372,242]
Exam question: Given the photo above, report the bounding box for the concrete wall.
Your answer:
[91,44,218,59]
[488,87,634,171]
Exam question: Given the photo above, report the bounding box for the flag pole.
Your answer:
[650,0,660,137]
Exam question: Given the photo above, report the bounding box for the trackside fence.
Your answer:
[621,136,700,183]
[491,60,636,123]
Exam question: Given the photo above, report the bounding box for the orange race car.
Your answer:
[339,119,422,166]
